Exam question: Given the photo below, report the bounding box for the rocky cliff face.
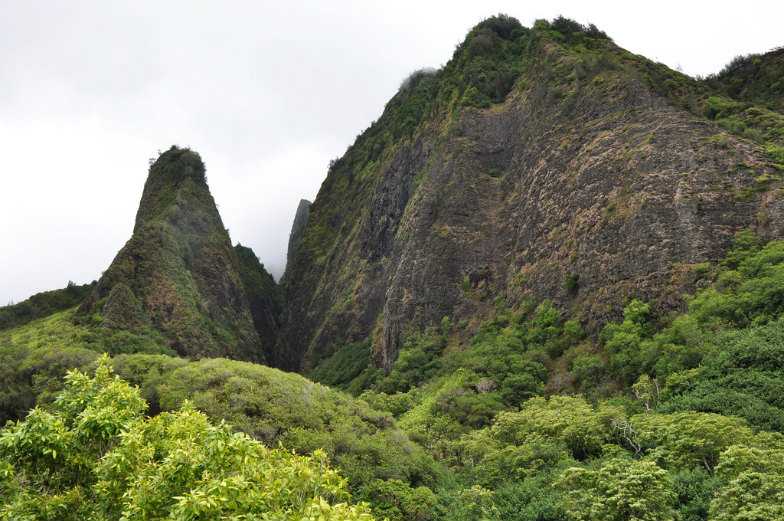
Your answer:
[235,243,282,363]
[78,146,268,362]
[281,199,312,285]
[282,17,784,373]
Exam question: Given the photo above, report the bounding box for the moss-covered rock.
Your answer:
[78,146,269,362]
[281,198,312,285]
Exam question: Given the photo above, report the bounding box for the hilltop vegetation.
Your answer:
[0,281,94,331]
[709,47,784,113]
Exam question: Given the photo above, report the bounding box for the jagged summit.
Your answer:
[78,146,273,362]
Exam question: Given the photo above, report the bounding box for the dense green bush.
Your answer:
[308,339,372,394]
[659,318,784,431]
[0,357,375,520]
[556,457,677,521]
[359,479,438,521]
[111,355,438,491]
[375,327,447,394]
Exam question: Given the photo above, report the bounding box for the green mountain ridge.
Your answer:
[3,15,784,521]
[282,15,784,377]
[709,46,784,112]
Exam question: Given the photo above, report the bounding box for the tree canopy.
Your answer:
[0,356,375,521]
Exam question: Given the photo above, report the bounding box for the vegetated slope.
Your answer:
[358,233,784,521]
[0,315,438,512]
[109,355,437,496]
[77,146,271,362]
[6,227,784,521]
[235,243,283,363]
[0,281,95,330]
[283,16,784,375]
[709,46,784,112]
[0,358,380,521]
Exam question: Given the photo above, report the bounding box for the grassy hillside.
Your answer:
[0,281,95,330]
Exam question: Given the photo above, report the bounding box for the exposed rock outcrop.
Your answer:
[282,18,784,373]
[281,199,312,285]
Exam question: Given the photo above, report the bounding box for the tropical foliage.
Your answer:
[0,356,375,520]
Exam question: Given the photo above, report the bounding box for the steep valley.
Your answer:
[3,15,784,521]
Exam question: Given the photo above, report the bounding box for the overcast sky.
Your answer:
[2,0,783,305]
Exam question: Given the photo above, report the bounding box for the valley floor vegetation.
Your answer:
[3,232,784,520]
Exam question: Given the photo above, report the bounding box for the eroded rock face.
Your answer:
[78,146,266,362]
[376,82,772,371]
[282,28,783,374]
[235,243,283,364]
[281,199,312,284]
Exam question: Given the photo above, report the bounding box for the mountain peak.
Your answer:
[78,147,273,362]
[134,146,208,232]
[282,17,784,374]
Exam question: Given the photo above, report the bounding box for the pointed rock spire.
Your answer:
[78,146,266,362]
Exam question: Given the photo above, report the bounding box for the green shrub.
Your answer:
[460,85,492,109]
[0,357,376,520]
[308,340,372,393]
[556,457,677,521]
[564,273,579,294]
